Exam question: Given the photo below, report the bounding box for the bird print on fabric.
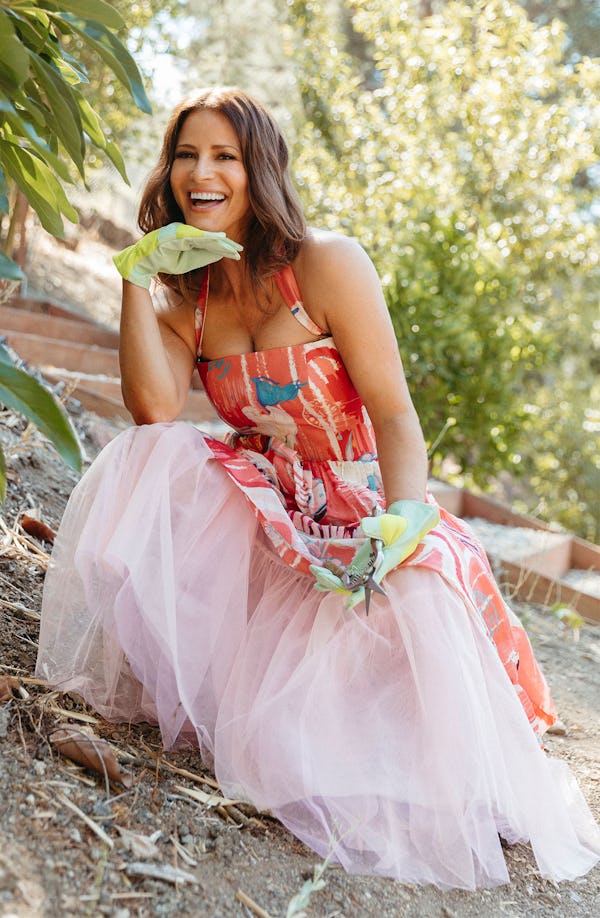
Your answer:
[251,375,308,408]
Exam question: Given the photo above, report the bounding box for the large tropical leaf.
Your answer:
[0,342,82,474]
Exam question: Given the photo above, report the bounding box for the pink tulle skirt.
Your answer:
[36,423,600,889]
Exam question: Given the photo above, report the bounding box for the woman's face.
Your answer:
[169,109,252,242]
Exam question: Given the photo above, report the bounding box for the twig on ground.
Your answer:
[13,703,28,755]
[122,861,199,886]
[139,740,220,789]
[0,597,41,620]
[174,783,242,809]
[170,835,197,867]
[236,888,273,918]
[0,514,50,568]
[56,792,114,848]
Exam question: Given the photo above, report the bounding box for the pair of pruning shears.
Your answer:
[310,500,440,614]
[338,533,387,615]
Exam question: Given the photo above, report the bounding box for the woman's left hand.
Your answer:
[310,500,439,610]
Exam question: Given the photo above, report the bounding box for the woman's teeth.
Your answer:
[190,193,225,202]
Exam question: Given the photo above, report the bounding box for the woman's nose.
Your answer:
[190,154,214,180]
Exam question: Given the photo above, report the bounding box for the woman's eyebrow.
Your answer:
[175,142,240,151]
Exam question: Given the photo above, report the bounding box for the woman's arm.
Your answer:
[298,232,428,504]
[119,280,196,425]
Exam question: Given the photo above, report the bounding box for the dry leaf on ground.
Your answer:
[20,515,56,545]
[0,675,25,702]
[49,725,132,788]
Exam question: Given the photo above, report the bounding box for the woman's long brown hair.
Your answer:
[138,87,307,297]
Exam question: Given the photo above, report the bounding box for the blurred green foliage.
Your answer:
[0,0,151,250]
[0,0,155,487]
[287,0,600,541]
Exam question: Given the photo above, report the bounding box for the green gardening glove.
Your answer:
[310,500,439,611]
[360,500,440,586]
[113,222,243,289]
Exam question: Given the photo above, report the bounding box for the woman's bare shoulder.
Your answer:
[151,282,194,339]
[297,228,365,269]
[294,228,380,307]
[153,281,195,316]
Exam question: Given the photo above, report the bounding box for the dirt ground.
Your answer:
[0,224,599,917]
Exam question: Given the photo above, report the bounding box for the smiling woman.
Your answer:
[138,88,306,291]
[36,86,600,890]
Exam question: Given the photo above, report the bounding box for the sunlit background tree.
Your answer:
[286,0,600,540]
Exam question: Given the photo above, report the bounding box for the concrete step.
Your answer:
[0,303,119,348]
[1,328,120,377]
[1,295,219,425]
[43,368,219,425]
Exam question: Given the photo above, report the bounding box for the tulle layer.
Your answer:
[36,423,600,889]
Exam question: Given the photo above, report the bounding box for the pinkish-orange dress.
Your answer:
[37,266,600,888]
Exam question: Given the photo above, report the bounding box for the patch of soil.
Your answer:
[22,221,123,330]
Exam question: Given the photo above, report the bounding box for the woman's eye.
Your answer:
[174,151,194,159]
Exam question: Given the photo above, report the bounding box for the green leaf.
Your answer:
[75,94,105,147]
[59,16,152,114]
[52,53,87,86]
[0,139,78,236]
[1,142,65,236]
[0,59,22,95]
[5,8,49,55]
[1,101,73,182]
[45,0,125,30]
[10,84,46,127]
[104,138,128,183]
[15,8,50,31]
[0,342,82,473]
[28,53,85,175]
[55,44,90,84]
[0,10,30,87]
[0,252,25,281]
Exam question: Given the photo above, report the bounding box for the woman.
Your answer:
[36,87,600,889]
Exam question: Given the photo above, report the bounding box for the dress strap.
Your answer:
[194,268,210,357]
[273,265,326,336]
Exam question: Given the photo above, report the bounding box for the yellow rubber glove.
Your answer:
[113,222,243,289]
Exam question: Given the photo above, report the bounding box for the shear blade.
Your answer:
[364,575,386,615]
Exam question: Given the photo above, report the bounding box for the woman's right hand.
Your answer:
[113,222,243,289]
